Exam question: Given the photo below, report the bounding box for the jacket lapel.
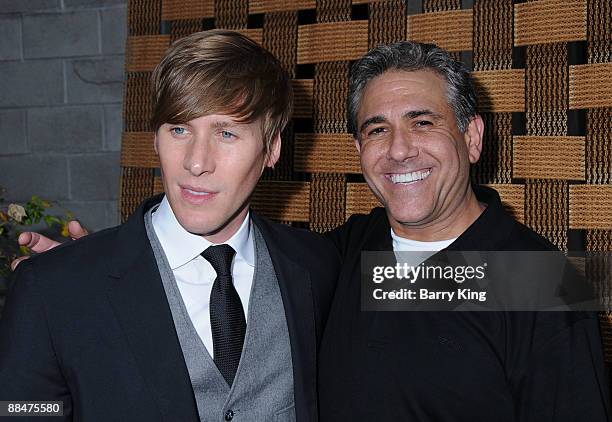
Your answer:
[251,213,318,421]
[106,195,199,422]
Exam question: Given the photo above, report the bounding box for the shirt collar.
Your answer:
[151,195,255,270]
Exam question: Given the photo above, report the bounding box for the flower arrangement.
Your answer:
[0,187,73,279]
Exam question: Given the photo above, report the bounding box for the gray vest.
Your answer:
[145,211,296,421]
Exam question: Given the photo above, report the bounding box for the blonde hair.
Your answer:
[151,29,293,154]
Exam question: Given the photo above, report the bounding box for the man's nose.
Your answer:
[387,129,419,162]
[184,136,215,176]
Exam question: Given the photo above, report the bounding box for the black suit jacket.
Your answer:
[0,195,339,422]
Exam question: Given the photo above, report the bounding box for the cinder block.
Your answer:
[64,0,126,8]
[2,0,60,13]
[66,57,125,104]
[104,103,123,151]
[69,152,120,200]
[0,16,22,61]
[60,200,118,231]
[0,154,69,202]
[101,6,127,54]
[28,106,104,153]
[23,11,99,59]
[0,110,28,155]
[0,60,63,107]
[107,199,119,226]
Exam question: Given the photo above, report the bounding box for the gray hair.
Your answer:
[348,41,478,137]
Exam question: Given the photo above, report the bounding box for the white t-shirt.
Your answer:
[391,228,456,267]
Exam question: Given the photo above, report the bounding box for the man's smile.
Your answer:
[387,168,432,184]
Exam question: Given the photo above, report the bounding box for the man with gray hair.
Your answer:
[317,41,610,420]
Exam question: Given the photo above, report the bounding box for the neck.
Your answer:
[390,187,485,242]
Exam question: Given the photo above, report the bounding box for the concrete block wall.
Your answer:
[0,0,127,231]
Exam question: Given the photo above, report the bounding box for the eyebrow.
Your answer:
[403,109,443,120]
[359,109,444,134]
[359,115,386,134]
[211,120,240,129]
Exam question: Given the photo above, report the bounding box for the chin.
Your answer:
[174,212,219,236]
[387,204,432,226]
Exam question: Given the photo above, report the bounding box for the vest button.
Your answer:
[224,410,234,421]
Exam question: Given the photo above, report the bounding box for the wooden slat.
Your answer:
[161,0,214,20]
[235,28,263,45]
[407,9,473,52]
[485,183,525,224]
[126,35,171,72]
[345,183,380,219]
[251,181,310,222]
[513,136,585,180]
[153,176,164,195]
[570,185,612,229]
[249,0,315,13]
[297,21,369,64]
[472,69,525,113]
[294,133,360,173]
[292,79,314,118]
[569,63,612,109]
[121,132,159,168]
[514,0,587,46]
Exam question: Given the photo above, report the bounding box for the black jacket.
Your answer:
[0,195,340,422]
[319,186,610,421]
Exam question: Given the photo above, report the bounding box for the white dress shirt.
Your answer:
[152,196,255,356]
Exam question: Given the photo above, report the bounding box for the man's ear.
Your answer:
[265,132,282,168]
[354,137,362,154]
[464,115,484,164]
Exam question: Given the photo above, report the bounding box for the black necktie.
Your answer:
[201,244,246,386]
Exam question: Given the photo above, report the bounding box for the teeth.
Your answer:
[390,169,431,184]
[186,189,211,196]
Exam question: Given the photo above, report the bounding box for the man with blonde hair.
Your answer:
[0,30,339,422]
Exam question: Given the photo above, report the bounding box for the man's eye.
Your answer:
[368,127,386,136]
[416,120,433,127]
[221,130,235,139]
[171,127,187,135]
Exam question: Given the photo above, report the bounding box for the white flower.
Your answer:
[8,204,26,223]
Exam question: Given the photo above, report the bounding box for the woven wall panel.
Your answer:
[124,72,153,132]
[569,185,612,230]
[126,35,171,72]
[161,0,214,20]
[471,113,513,184]
[120,167,155,222]
[407,10,473,52]
[249,0,314,13]
[153,176,163,195]
[292,79,314,118]
[294,133,359,173]
[345,183,380,219]
[472,69,525,112]
[251,181,310,222]
[484,183,525,224]
[121,132,158,168]
[525,179,568,251]
[369,0,407,47]
[514,0,587,46]
[569,63,612,109]
[128,0,161,36]
[297,21,369,63]
[513,136,585,180]
[473,0,513,71]
[586,108,612,184]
